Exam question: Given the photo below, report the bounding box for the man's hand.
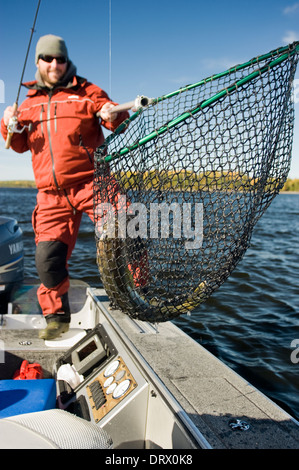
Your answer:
[3,105,18,126]
[98,102,117,122]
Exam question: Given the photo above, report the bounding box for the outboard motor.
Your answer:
[0,217,24,312]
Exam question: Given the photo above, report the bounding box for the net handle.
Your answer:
[96,95,153,117]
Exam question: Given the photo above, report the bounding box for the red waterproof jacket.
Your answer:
[1,75,129,190]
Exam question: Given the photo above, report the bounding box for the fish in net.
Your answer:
[93,42,299,322]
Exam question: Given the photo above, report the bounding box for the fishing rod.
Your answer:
[5,0,42,149]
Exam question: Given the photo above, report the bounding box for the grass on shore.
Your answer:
[0,177,299,192]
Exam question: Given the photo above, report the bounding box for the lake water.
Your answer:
[0,187,298,420]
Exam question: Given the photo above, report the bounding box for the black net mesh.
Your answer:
[93,43,299,322]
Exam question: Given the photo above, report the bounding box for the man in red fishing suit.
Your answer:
[1,34,138,339]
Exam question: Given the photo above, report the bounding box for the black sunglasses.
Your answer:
[39,55,67,64]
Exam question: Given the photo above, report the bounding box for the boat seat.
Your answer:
[0,409,113,449]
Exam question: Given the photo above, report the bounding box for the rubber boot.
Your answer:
[39,314,70,340]
[39,293,71,340]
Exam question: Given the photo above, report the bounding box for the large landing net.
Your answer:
[93,42,299,322]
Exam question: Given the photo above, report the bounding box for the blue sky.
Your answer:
[0,0,299,179]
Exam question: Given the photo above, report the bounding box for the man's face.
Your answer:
[37,55,68,88]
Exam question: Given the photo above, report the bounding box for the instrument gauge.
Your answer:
[112,379,131,399]
[104,360,120,377]
[103,376,114,388]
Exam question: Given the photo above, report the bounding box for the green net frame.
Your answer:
[93,42,299,322]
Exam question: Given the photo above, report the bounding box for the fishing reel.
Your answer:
[7,116,32,135]
[5,115,32,148]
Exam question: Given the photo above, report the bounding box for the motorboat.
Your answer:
[0,218,299,450]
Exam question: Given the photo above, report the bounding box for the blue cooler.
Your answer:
[0,379,56,418]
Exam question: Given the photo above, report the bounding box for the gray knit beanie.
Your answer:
[35,34,68,63]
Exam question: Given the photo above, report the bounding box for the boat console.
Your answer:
[54,322,152,448]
